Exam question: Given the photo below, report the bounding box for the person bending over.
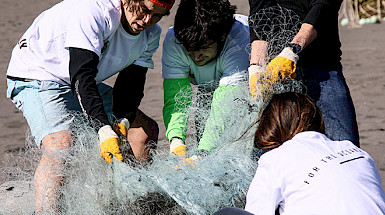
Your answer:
[162,0,250,160]
[6,0,174,213]
[214,92,385,215]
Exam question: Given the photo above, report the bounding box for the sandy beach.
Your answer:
[1,0,384,200]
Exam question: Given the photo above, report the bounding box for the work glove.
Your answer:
[170,137,187,156]
[265,47,299,82]
[248,64,265,100]
[99,125,124,164]
[112,118,130,138]
[175,150,208,169]
[249,64,274,101]
[176,155,201,169]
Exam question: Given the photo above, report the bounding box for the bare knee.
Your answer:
[40,130,73,159]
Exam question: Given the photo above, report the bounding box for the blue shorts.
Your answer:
[6,79,113,147]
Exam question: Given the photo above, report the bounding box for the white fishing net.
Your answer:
[249,5,301,63]
[0,6,304,215]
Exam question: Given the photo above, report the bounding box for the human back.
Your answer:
[250,131,385,215]
[245,92,385,214]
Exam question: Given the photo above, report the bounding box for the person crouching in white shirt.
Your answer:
[214,92,385,215]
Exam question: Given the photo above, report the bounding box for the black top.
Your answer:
[69,47,146,129]
[249,0,343,70]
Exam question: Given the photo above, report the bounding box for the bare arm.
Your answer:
[250,40,269,66]
[250,23,317,65]
[290,23,317,49]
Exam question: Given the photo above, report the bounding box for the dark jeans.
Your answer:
[213,207,254,215]
[297,67,360,147]
[214,207,280,215]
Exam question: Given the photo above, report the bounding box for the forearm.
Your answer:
[250,40,269,66]
[290,23,317,49]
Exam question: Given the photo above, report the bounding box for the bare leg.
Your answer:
[127,110,159,163]
[34,130,72,214]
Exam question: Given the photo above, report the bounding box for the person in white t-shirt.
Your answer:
[214,92,385,215]
[6,0,174,213]
[162,0,250,161]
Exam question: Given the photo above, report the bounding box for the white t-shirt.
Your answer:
[245,131,385,215]
[7,0,161,85]
[161,14,250,89]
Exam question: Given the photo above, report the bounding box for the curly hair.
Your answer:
[174,0,236,51]
[255,92,325,150]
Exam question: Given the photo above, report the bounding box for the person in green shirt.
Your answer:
[162,0,251,159]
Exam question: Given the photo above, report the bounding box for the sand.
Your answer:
[0,0,384,195]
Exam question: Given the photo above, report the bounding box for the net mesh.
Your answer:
[249,5,301,62]
[0,6,304,215]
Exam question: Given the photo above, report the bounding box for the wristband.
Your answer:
[287,43,302,55]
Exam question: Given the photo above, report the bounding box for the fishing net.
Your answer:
[249,5,301,63]
[0,6,304,215]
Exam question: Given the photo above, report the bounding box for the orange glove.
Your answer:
[99,125,124,164]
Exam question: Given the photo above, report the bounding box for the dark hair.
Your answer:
[254,92,325,150]
[174,0,236,51]
[123,0,173,14]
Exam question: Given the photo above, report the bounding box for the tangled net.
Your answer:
[248,6,301,63]
[1,6,305,215]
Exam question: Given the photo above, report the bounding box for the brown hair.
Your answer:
[254,92,325,150]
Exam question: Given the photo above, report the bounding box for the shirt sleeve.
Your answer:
[245,156,282,214]
[65,1,107,56]
[304,0,342,33]
[133,24,162,69]
[197,84,241,151]
[163,78,192,141]
[69,47,110,127]
[113,64,148,124]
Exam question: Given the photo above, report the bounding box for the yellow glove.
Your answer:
[112,118,130,138]
[248,64,265,100]
[176,155,201,169]
[248,64,275,102]
[265,47,299,82]
[170,137,187,156]
[99,125,124,164]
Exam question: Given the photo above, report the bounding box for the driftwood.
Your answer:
[359,4,372,18]
[339,0,384,27]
